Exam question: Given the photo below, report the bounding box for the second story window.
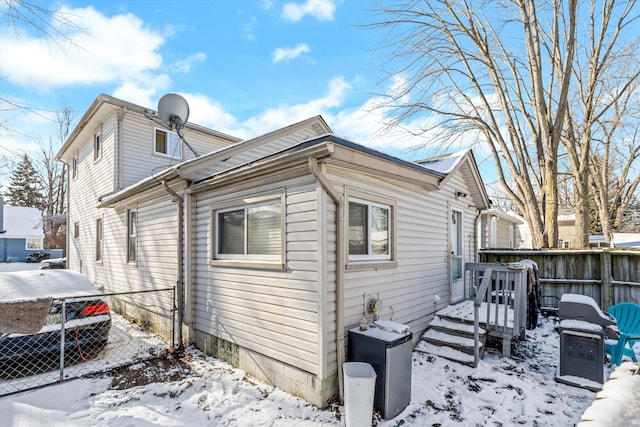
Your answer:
[74,222,80,239]
[154,129,181,159]
[94,133,102,160]
[72,155,78,178]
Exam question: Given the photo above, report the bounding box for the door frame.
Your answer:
[449,206,465,304]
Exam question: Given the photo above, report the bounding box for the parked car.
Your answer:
[25,252,50,263]
[40,257,67,269]
[0,270,111,379]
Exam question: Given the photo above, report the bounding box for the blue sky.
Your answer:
[1,0,495,185]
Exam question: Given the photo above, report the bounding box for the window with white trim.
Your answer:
[26,238,43,250]
[74,222,80,239]
[127,209,137,263]
[213,198,282,262]
[94,132,102,161]
[95,218,103,262]
[348,198,391,261]
[154,128,181,159]
[72,155,78,178]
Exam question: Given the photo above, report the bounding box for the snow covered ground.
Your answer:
[1,262,637,426]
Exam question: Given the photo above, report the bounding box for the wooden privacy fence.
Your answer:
[479,249,640,309]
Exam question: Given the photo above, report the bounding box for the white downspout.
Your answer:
[308,158,345,399]
[161,180,184,347]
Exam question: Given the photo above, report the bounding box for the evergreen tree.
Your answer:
[7,154,43,208]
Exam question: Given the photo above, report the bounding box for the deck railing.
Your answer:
[466,262,528,366]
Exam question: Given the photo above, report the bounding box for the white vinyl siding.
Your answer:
[194,178,322,375]
[66,114,115,274]
[328,164,477,339]
[119,114,234,188]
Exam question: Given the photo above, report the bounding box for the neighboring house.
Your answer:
[610,233,640,249]
[478,208,524,249]
[56,94,490,407]
[0,197,45,262]
[557,209,576,248]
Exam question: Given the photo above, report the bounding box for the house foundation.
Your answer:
[192,328,337,408]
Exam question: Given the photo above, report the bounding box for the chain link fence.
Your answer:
[0,288,175,397]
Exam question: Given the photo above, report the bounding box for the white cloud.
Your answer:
[282,0,336,22]
[244,16,258,40]
[182,93,239,135]
[260,0,274,10]
[171,53,206,73]
[0,6,165,90]
[272,43,311,63]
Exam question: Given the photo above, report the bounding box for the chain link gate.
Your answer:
[0,287,176,396]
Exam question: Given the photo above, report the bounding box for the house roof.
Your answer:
[98,116,490,211]
[417,149,470,174]
[188,134,446,193]
[417,149,490,209]
[56,94,242,163]
[1,205,44,239]
[97,115,332,207]
[481,208,524,225]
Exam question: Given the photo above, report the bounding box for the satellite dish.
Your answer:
[157,93,189,130]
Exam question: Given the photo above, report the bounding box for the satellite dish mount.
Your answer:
[145,93,199,157]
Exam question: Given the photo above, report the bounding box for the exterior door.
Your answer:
[450,209,464,303]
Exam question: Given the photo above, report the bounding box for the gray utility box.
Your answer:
[348,326,412,420]
[557,320,605,389]
[556,294,610,390]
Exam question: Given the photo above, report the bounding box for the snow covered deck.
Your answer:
[436,300,517,332]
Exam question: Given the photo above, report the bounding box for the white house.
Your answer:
[478,208,524,249]
[0,197,44,262]
[56,94,490,407]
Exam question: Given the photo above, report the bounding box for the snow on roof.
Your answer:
[416,149,470,174]
[1,205,44,239]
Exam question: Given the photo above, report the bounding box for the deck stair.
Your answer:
[416,312,487,366]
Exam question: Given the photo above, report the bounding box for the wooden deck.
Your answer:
[436,300,517,333]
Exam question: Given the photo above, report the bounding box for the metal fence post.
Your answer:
[59,299,66,382]
[172,286,176,348]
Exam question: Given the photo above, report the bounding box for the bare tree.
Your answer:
[369,0,578,248]
[562,0,640,247]
[31,104,73,248]
[590,110,640,243]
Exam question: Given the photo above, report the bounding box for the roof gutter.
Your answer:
[308,158,345,400]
